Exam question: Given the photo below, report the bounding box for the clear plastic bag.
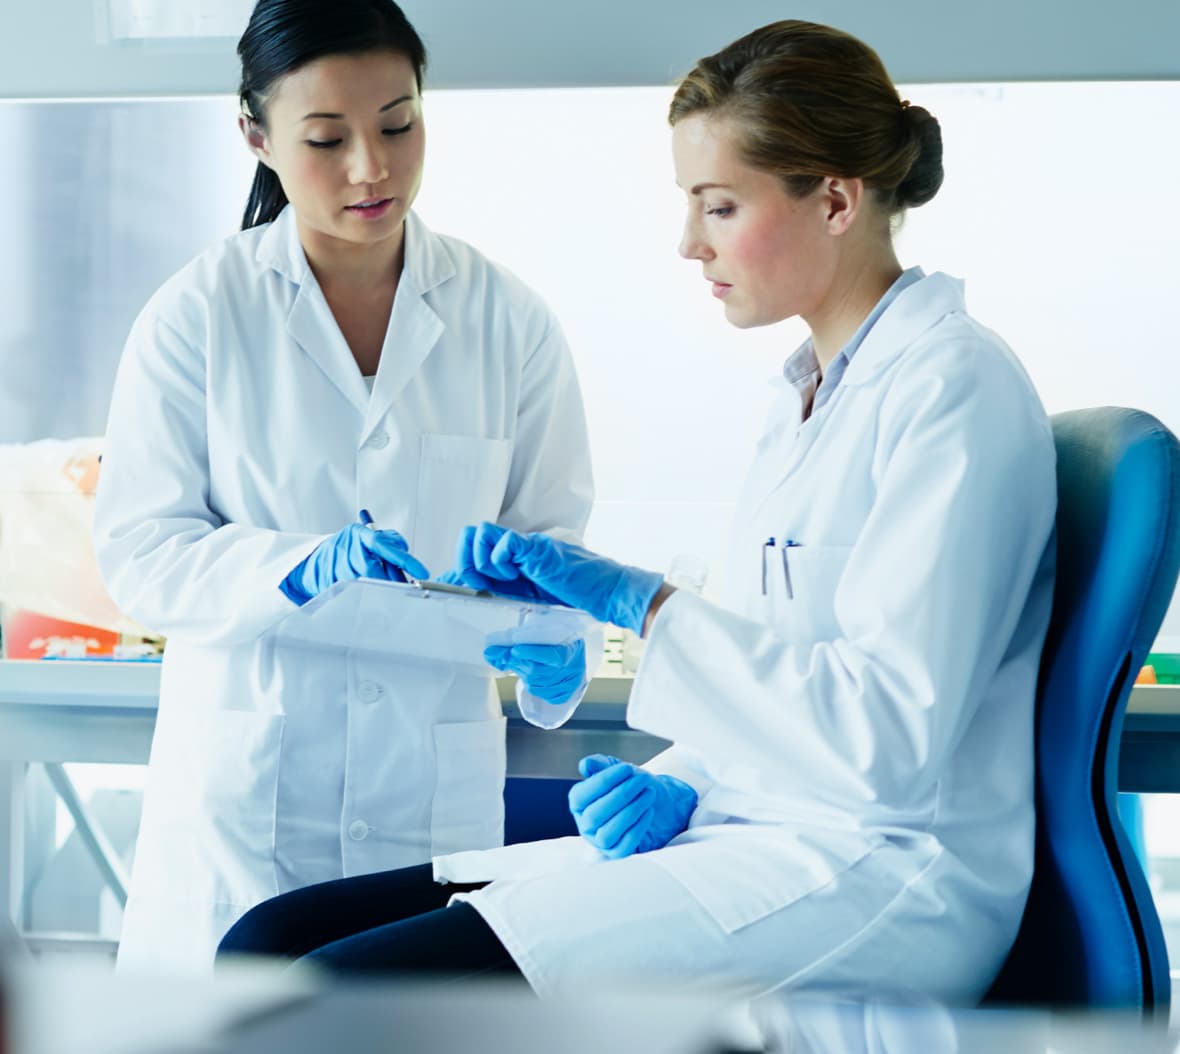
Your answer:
[0,437,153,637]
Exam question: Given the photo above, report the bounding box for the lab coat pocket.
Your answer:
[650,827,876,935]
[140,707,285,906]
[430,715,508,856]
[781,544,852,644]
[414,434,513,573]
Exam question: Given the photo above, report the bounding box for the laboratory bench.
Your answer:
[0,659,1178,947]
[1120,684,1180,793]
[0,658,1176,786]
[0,658,656,773]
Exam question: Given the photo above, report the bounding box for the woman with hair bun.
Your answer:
[220,20,1056,1003]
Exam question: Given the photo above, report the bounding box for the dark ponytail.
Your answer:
[241,164,288,232]
[236,0,427,230]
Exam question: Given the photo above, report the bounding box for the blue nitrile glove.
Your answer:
[568,753,698,860]
[444,523,664,635]
[279,511,430,606]
[484,639,586,705]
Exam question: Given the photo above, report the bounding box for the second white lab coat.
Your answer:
[436,273,1057,1002]
[94,207,594,973]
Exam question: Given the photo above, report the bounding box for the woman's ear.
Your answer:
[238,114,274,169]
[821,176,865,236]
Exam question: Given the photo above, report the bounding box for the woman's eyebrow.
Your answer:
[301,95,415,121]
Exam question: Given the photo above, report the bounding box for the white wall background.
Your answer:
[411,82,1180,617]
[5,81,1178,620]
[414,86,786,594]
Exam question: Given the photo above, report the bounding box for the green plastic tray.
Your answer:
[1144,652,1180,684]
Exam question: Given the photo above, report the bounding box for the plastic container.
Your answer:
[1143,652,1180,684]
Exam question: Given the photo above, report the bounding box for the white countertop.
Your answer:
[0,659,636,709]
[0,658,1175,714]
[0,659,1173,778]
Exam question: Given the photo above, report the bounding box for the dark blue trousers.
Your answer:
[217,863,520,981]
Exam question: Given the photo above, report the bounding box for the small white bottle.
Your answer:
[666,553,709,596]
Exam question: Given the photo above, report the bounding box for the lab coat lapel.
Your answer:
[744,417,827,528]
[737,376,802,515]
[838,272,966,390]
[257,207,370,416]
[362,211,453,441]
[740,347,826,522]
[743,273,968,521]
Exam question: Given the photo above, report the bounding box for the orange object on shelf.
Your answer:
[1135,664,1159,685]
[2,609,119,659]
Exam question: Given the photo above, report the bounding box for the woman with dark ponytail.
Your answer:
[220,20,1056,1005]
[94,0,597,973]
[235,0,426,231]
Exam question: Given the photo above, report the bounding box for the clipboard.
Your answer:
[269,578,593,674]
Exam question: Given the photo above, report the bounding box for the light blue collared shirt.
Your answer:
[786,267,924,419]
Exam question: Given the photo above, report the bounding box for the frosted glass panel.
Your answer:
[0,97,251,442]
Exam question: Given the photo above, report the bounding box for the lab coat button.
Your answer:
[364,431,390,450]
[347,820,370,841]
[357,681,382,703]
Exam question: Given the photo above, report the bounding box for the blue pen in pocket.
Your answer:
[780,539,801,599]
[762,537,802,598]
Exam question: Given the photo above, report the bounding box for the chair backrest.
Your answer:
[988,407,1180,1013]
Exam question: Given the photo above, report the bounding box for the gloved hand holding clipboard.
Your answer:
[268,575,595,677]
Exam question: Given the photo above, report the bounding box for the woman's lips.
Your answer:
[345,198,394,220]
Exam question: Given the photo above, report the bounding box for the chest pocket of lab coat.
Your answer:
[778,544,852,645]
[414,434,513,572]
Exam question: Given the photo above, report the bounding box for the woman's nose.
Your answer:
[349,138,389,185]
[679,222,712,261]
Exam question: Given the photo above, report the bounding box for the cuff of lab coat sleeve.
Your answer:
[239,532,331,639]
[640,744,716,800]
[625,588,710,742]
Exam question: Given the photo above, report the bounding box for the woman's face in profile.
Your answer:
[244,49,426,253]
[672,113,837,330]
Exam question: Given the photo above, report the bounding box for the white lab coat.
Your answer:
[435,273,1057,1002]
[93,206,594,973]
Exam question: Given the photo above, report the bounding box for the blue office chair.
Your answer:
[987,407,1180,1014]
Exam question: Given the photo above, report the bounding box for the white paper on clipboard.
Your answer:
[269,578,594,675]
